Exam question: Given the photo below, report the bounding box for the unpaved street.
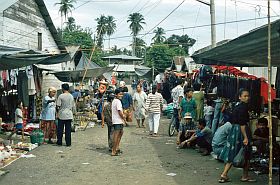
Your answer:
[0,118,278,185]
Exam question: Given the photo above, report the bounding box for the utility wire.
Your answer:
[143,0,163,17]
[234,0,239,36]
[233,0,279,16]
[141,0,186,39]
[105,15,279,41]
[224,0,227,39]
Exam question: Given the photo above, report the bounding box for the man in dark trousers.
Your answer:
[56,83,76,147]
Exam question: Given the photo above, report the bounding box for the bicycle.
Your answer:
[168,115,176,137]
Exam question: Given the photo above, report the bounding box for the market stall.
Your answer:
[192,17,280,183]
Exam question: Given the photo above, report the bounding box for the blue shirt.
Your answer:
[98,97,104,113]
[71,90,81,99]
[212,122,232,148]
[40,96,56,121]
[122,92,133,109]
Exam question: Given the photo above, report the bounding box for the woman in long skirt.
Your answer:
[40,87,57,144]
[218,88,255,183]
[133,84,147,128]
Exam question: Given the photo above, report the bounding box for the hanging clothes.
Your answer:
[10,69,18,86]
[18,70,29,107]
[193,91,204,121]
[0,71,3,87]
[26,66,34,78]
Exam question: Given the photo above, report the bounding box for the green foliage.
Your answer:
[164,34,196,55]
[127,13,146,36]
[146,45,173,71]
[152,27,166,44]
[134,37,146,58]
[95,15,117,48]
[127,13,146,55]
[89,49,109,67]
[146,44,186,72]
[62,29,93,49]
[55,0,76,20]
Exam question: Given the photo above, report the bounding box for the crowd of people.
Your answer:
[101,80,163,156]
[8,83,76,147]
[169,76,280,183]
[7,74,277,183]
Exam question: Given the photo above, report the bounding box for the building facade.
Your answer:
[0,0,66,95]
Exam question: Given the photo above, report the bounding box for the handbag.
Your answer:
[233,146,245,168]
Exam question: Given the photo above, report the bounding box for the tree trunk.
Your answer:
[132,35,136,56]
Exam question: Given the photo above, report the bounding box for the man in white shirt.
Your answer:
[111,88,125,156]
[171,78,184,131]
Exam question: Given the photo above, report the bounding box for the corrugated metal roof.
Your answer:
[109,64,150,72]
[112,64,135,72]
[102,54,143,60]
[192,19,280,67]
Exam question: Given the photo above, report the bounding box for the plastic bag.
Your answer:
[233,146,245,168]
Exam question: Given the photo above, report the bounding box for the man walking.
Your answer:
[111,89,125,156]
[56,83,76,147]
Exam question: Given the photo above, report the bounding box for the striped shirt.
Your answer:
[145,92,163,114]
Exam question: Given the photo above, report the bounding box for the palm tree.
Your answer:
[134,37,146,58]
[55,0,76,35]
[106,16,116,49]
[95,15,107,48]
[66,17,76,32]
[127,13,146,56]
[152,27,166,44]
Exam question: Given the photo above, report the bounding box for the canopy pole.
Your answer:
[80,25,105,89]
[267,0,273,185]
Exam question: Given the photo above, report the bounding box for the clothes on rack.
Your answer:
[214,74,261,114]
[17,70,29,107]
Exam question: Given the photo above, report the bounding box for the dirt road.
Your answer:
[0,117,278,185]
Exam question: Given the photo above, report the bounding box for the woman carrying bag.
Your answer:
[218,89,256,183]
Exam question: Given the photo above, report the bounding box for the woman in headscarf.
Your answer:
[40,87,57,144]
[133,84,147,128]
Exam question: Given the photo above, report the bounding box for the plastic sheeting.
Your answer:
[0,45,70,70]
[52,67,114,82]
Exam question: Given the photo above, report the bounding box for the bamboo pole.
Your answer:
[267,1,273,185]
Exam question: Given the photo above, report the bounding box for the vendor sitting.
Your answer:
[182,119,213,156]
[177,113,195,146]
[253,117,269,157]
[212,122,232,158]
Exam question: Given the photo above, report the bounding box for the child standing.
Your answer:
[8,101,24,141]
[204,99,214,128]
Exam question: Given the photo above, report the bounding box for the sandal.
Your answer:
[219,176,231,183]
[116,149,123,154]
[240,177,256,182]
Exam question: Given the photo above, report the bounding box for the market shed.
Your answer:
[192,19,280,67]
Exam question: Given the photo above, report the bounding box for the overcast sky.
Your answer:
[45,0,280,54]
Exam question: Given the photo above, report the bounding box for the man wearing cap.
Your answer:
[177,112,196,147]
[183,119,213,155]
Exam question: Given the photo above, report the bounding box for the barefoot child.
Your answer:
[8,101,24,142]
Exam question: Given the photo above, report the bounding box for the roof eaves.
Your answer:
[35,0,66,53]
